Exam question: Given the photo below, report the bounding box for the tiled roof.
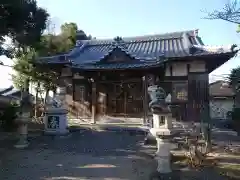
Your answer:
[2,89,20,97]
[209,80,235,97]
[37,54,70,64]
[0,86,14,95]
[38,29,238,68]
[68,30,202,64]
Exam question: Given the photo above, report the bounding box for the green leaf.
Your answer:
[237,24,240,33]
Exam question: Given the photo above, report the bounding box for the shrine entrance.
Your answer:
[99,80,144,117]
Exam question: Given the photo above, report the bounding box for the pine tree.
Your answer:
[0,0,49,57]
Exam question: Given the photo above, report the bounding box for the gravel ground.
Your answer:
[0,125,239,180]
[0,128,156,180]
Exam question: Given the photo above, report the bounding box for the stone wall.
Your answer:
[210,98,233,119]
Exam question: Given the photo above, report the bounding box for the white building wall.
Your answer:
[165,61,206,76]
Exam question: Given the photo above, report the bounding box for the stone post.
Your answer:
[155,137,172,173]
[142,76,148,126]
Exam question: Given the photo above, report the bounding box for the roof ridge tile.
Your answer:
[37,29,237,66]
[76,30,197,46]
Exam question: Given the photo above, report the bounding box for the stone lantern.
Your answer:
[147,84,177,175]
[14,80,31,149]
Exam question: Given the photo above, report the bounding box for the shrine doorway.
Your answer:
[100,81,144,117]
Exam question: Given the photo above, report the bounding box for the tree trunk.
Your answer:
[41,89,50,117]
[53,88,57,98]
[44,89,50,105]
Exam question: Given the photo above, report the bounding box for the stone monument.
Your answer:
[44,87,68,135]
[147,84,176,175]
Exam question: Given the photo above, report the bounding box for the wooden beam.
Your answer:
[142,76,148,125]
[97,78,142,83]
[164,76,188,81]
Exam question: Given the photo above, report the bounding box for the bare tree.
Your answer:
[206,0,240,24]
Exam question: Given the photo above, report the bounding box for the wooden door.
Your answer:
[107,82,143,116]
[108,83,125,114]
[125,82,143,115]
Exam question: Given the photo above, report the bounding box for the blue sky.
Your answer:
[0,0,239,88]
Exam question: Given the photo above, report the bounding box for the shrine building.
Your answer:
[37,29,238,124]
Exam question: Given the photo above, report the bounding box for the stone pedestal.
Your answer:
[154,125,177,174]
[155,137,172,173]
[44,108,69,135]
[14,112,30,149]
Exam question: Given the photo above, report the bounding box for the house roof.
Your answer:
[37,29,238,70]
[1,89,21,97]
[0,88,21,104]
[209,80,234,97]
[0,86,14,95]
[0,88,20,107]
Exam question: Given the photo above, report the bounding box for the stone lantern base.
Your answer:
[14,123,29,149]
[14,113,31,149]
[44,108,69,135]
[155,134,176,174]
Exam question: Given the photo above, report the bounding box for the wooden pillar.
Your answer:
[142,76,148,125]
[188,72,209,122]
[91,78,97,124]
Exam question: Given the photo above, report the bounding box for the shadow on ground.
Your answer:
[1,125,240,180]
[1,150,155,180]
[0,127,156,180]
[171,153,240,180]
[26,127,147,156]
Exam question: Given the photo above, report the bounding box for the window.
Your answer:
[176,91,187,100]
[172,82,188,102]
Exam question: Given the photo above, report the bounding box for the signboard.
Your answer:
[47,116,60,129]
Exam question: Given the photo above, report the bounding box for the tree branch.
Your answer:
[204,0,240,24]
